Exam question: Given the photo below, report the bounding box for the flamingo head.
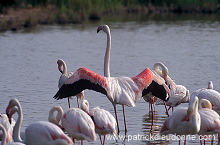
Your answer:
[97,25,110,34]
[6,107,12,124]
[57,59,64,73]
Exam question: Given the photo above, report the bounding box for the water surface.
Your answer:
[0,14,220,145]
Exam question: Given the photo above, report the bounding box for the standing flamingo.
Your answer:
[198,98,220,144]
[80,99,117,145]
[54,25,170,134]
[57,59,84,108]
[153,62,190,113]
[191,81,220,114]
[6,98,74,145]
[0,124,25,145]
[160,96,201,145]
[48,106,97,144]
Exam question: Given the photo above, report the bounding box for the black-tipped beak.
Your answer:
[97,29,100,33]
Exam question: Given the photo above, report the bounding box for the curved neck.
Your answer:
[13,102,23,142]
[48,106,64,128]
[0,125,6,145]
[62,61,67,74]
[104,30,111,77]
[153,63,168,79]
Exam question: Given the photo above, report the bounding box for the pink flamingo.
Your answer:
[198,98,220,145]
[54,25,170,134]
[57,59,84,108]
[154,62,190,113]
[48,106,97,144]
[80,99,117,145]
[6,98,74,145]
[0,113,14,143]
[0,124,25,145]
[160,96,201,145]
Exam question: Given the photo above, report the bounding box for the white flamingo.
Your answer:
[0,113,15,143]
[154,62,190,112]
[57,59,84,108]
[191,81,220,114]
[6,98,74,145]
[0,124,25,145]
[80,99,117,145]
[160,96,201,144]
[53,25,170,134]
[198,98,220,144]
[48,106,97,144]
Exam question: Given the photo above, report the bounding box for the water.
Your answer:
[1,14,220,145]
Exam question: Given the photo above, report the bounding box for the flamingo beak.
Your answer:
[58,65,63,73]
[6,108,12,124]
[97,25,103,33]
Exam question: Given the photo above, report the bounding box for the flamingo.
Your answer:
[80,99,117,145]
[6,98,74,145]
[190,81,220,114]
[0,124,25,145]
[160,96,201,144]
[198,98,220,144]
[57,59,84,108]
[48,106,97,144]
[53,25,170,134]
[153,62,190,113]
[0,112,16,143]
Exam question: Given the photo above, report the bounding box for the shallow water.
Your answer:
[1,14,220,144]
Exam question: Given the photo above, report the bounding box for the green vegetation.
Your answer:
[0,0,219,31]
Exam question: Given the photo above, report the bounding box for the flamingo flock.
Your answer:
[1,24,220,145]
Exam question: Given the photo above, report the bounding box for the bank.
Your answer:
[0,0,220,32]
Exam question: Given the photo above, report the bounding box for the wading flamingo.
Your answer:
[154,62,190,113]
[48,106,97,144]
[53,25,170,134]
[160,96,201,145]
[80,99,117,145]
[191,81,220,114]
[0,124,25,145]
[6,98,74,145]
[0,113,14,143]
[198,98,220,145]
[57,59,84,108]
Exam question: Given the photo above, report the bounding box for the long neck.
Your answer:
[104,30,111,77]
[0,125,6,145]
[153,62,168,79]
[62,61,67,74]
[188,96,200,133]
[49,106,64,126]
[13,102,23,142]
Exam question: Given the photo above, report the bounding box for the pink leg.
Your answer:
[114,105,120,135]
[163,101,169,117]
[122,105,127,134]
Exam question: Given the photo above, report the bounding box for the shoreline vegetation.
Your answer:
[0,0,220,32]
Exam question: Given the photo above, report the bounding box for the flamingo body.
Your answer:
[61,108,96,142]
[25,121,73,145]
[161,96,201,136]
[54,67,169,107]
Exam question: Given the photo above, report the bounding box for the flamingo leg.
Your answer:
[122,105,127,134]
[81,140,83,145]
[163,101,169,117]
[99,135,103,145]
[114,105,120,135]
[68,97,71,108]
[77,97,80,108]
[103,135,106,145]
[150,103,154,126]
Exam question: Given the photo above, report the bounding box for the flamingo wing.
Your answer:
[54,67,110,100]
[142,81,169,101]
